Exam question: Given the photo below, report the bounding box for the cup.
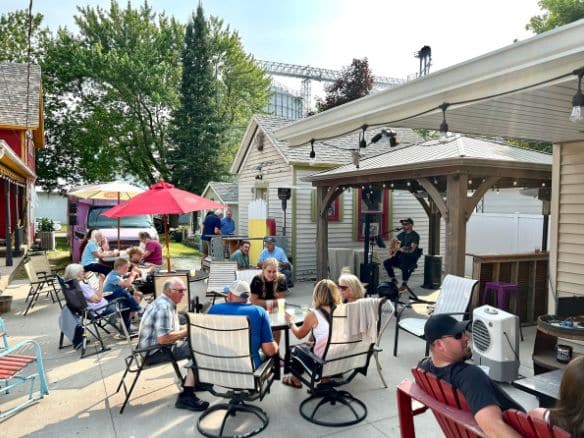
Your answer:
[266,300,274,312]
[285,308,295,319]
[277,298,286,313]
[190,269,196,278]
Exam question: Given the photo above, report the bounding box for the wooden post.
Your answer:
[4,179,12,266]
[445,174,467,276]
[428,198,441,256]
[316,186,329,280]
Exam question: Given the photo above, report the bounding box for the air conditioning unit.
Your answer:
[472,305,520,383]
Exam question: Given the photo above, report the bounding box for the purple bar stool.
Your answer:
[482,281,524,340]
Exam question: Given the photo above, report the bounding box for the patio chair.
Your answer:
[289,301,378,427]
[57,276,130,358]
[205,261,237,304]
[393,274,478,357]
[23,261,62,316]
[373,298,395,388]
[28,253,58,284]
[115,342,184,414]
[0,317,49,422]
[186,312,276,438]
[152,272,191,313]
[397,367,482,438]
[503,409,572,438]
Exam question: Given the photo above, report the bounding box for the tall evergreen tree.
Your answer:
[171,5,224,194]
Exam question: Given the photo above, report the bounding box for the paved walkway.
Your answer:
[1,278,540,437]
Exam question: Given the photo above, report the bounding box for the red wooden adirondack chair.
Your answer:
[397,368,483,438]
[503,409,572,438]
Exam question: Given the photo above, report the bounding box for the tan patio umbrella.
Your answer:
[68,181,145,249]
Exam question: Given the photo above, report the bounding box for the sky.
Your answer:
[1,0,544,95]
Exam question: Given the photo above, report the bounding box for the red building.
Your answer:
[0,62,43,265]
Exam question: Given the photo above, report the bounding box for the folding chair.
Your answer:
[115,343,184,414]
[290,302,378,427]
[28,253,58,284]
[187,312,276,438]
[152,272,191,313]
[23,261,62,316]
[0,317,49,422]
[205,261,237,304]
[393,275,478,357]
[57,276,130,358]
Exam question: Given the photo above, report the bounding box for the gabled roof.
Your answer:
[0,63,42,129]
[305,135,551,182]
[230,113,424,174]
[202,181,238,204]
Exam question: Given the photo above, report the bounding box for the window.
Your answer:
[311,191,342,222]
[357,188,389,240]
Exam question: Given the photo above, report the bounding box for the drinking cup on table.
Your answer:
[277,298,286,313]
[190,269,196,277]
[266,300,274,312]
[285,308,295,319]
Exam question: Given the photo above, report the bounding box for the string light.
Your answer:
[359,125,368,148]
[439,103,450,143]
[309,139,316,166]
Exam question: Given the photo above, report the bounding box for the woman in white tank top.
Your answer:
[282,279,341,388]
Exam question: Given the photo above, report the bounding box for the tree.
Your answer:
[527,0,584,33]
[0,9,50,64]
[170,5,224,194]
[316,58,374,113]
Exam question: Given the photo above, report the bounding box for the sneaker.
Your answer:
[175,393,210,411]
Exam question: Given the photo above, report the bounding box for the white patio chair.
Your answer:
[186,312,276,438]
[205,261,237,303]
[393,274,478,356]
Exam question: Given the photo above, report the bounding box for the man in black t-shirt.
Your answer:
[383,217,421,291]
[418,314,523,437]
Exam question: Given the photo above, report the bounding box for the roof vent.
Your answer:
[256,132,265,151]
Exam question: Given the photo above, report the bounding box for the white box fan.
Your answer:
[472,305,520,382]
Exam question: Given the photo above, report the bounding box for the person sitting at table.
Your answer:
[81,229,115,275]
[230,240,250,270]
[419,314,524,437]
[127,246,156,295]
[528,356,584,437]
[139,232,163,266]
[250,258,287,308]
[338,273,366,303]
[103,258,143,331]
[281,279,341,388]
[257,236,293,288]
[208,280,278,368]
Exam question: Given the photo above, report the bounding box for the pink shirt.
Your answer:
[144,240,163,266]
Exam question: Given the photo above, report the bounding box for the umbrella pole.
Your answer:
[164,214,171,272]
[117,193,121,250]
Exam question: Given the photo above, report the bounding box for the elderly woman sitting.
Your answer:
[337,273,366,303]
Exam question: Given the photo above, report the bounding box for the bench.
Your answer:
[0,317,49,421]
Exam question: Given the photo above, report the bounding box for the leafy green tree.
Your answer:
[527,0,584,33]
[170,5,224,194]
[0,9,50,63]
[316,58,373,113]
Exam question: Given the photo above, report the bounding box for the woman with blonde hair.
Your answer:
[338,273,365,303]
[250,257,287,309]
[529,356,584,436]
[282,279,341,388]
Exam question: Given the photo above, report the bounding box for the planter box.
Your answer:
[39,231,56,251]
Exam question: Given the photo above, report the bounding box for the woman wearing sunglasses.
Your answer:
[337,273,365,303]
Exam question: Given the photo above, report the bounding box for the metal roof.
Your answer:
[0,62,41,128]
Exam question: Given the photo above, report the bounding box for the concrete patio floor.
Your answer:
[1,278,541,437]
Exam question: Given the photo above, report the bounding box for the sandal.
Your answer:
[282,375,302,389]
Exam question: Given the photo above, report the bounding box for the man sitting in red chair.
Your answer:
[418,314,524,437]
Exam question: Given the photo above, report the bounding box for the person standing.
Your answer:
[383,217,421,291]
[201,210,221,257]
[220,209,235,236]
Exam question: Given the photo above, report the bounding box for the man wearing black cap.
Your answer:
[383,217,421,291]
[418,314,523,437]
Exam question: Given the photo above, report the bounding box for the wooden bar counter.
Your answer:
[468,251,549,324]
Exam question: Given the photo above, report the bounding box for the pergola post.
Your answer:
[428,198,441,256]
[316,186,329,280]
[445,174,467,276]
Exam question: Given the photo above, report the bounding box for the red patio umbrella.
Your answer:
[102,180,225,271]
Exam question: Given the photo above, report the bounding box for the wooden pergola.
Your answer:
[306,137,552,279]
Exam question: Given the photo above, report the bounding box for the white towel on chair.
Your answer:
[345,298,379,343]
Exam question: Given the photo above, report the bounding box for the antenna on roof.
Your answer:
[414,45,432,77]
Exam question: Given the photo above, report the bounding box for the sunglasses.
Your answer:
[338,285,349,290]
[442,331,465,340]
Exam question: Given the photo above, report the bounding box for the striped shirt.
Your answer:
[137,294,179,349]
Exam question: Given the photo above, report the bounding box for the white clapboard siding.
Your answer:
[478,189,543,214]
[556,143,584,297]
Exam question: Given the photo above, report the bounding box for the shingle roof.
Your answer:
[0,63,41,128]
[307,134,552,179]
[209,181,238,203]
[254,114,424,165]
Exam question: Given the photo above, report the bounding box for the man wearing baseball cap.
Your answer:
[418,314,523,437]
[257,236,293,287]
[208,280,278,367]
[383,217,421,292]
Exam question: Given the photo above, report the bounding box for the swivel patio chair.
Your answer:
[57,276,130,358]
[393,274,478,357]
[289,301,379,427]
[0,317,49,422]
[23,261,62,316]
[186,312,277,438]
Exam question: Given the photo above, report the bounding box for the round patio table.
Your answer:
[268,305,307,374]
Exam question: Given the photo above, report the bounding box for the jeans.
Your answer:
[105,289,141,328]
